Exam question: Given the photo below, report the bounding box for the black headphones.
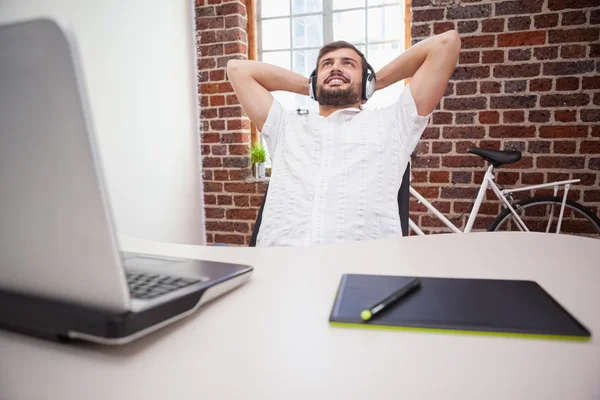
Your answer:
[308,61,376,102]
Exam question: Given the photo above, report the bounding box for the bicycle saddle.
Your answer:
[467,147,522,167]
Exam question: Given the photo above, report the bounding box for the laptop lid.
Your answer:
[0,19,130,311]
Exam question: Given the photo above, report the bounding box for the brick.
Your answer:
[214,234,246,245]
[540,93,589,107]
[201,43,224,57]
[508,16,531,31]
[227,119,250,130]
[498,31,546,47]
[444,96,487,110]
[584,190,600,202]
[217,2,246,16]
[422,127,440,139]
[223,156,249,168]
[593,126,600,137]
[205,207,225,219]
[234,222,250,234]
[459,51,481,64]
[554,110,577,122]
[210,120,226,130]
[455,140,477,153]
[224,182,255,193]
[452,66,490,80]
[495,0,544,15]
[412,24,431,38]
[433,22,455,34]
[479,111,500,124]
[560,44,587,59]
[581,109,600,122]
[206,221,234,233]
[482,18,505,32]
[529,110,550,122]
[219,106,243,118]
[201,83,220,94]
[412,0,432,7]
[200,96,209,107]
[229,144,249,155]
[224,15,247,30]
[522,172,544,184]
[556,77,580,91]
[234,195,249,207]
[214,28,247,43]
[596,93,600,106]
[579,140,600,154]
[430,171,450,183]
[456,81,478,95]
[412,186,440,199]
[203,156,223,168]
[501,156,534,169]
[445,83,455,96]
[528,141,551,153]
[452,171,473,184]
[197,6,216,17]
[441,187,479,199]
[504,140,526,152]
[224,41,247,55]
[200,30,216,44]
[482,50,504,64]
[461,35,495,49]
[489,125,536,137]
[443,126,485,139]
[529,78,552,91]
[432,142,453,153]
[537,157,585,169]
[226,209,257,220]
[456,112,476,124]
[201,107,218,119]
[199,57,216,70]
[204,194,217,205]
[217,55,245,68]
[505,80,527,93]
[497,172,520,185]
[592,9,600,25]
[229,170,247,181]
[210,95,226,106]
[457,20,479,34]
[210,69,226,82]
[217,195,233,205]
[197,16,224,30]
[226,94,240,105]
[533,46,559,60]
[561,11,587,25]
[554,141,576,153]
[490,95,537,109]
[590,158,600,170]
[582,76,600,89]
[415,141,430,155]
[447,4,491,19]
[432,112,453,125]
[503,111,525,123]
[214,169,229,180]
[573,173,597,186]
[534,13,559,28]
[539,125,588,138]
[212,144,227,155]
[548,0,600,10]
[411,171,428,183]
[202,132,221,143]
[480,81,501,93]
[508,48,531,61]
[413,9,445,22]
[442,156,485,168]
[201,145,211,156]
[412,156,440,169]
[549,28,599,43]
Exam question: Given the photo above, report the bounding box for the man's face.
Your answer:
[316,48,363,107]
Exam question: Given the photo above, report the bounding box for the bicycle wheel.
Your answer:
[488,196,600,239]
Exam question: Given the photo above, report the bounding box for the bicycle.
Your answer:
[408,147,600,239]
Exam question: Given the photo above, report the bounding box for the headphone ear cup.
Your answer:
[308,69,317,101]
[364,73,376,100]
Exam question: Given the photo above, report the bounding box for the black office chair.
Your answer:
[249,162,411,246]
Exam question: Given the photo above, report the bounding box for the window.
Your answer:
[258,0,406,112]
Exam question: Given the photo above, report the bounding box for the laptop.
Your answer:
[0,18,253,345]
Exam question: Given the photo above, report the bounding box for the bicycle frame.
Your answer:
[408,165,580,235]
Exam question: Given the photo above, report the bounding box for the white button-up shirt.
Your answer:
[257,84,431,247]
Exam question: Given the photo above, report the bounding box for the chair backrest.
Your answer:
[249,162,411,246]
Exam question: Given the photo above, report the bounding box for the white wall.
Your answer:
[0,0,206,245]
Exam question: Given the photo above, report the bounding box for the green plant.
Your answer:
[250,143,266,164]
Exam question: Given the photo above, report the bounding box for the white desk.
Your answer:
[1,232,599,399]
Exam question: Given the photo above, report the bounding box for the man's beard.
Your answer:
[317,82,361,107]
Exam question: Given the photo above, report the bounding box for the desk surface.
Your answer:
[1,232,599,400]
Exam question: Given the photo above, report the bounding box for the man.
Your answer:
[227,30,461,246]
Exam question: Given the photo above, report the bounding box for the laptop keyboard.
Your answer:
[126,272,201,300]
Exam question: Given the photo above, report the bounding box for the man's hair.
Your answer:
[316,41,368,77]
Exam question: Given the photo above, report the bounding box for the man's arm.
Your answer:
[375,30,461,116]
[227,60,309,131]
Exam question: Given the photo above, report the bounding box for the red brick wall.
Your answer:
[410,0,600,233]
[195,0,266,245]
